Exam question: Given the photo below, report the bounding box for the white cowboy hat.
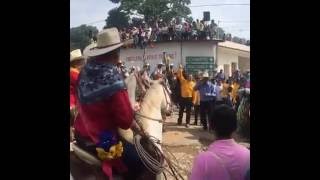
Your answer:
[84,27,124,57]
[202,72,209,78]
[83,43,97,59]
[70,49,84,62]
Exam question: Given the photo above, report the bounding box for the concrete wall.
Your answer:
[217,46,250,77]
[238,56,250,73]
[120,41,217,71]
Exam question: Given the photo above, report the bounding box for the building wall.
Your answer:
[217,46,250,77]
[120,41,217,71]
[238,56,250,73]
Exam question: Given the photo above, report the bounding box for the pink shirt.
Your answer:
[190,139,250,180]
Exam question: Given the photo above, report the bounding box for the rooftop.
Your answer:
[218,41,250,52]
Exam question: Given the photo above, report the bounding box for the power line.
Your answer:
[189,3,250,7]
[87,19,106,25]
[220,21,250,24]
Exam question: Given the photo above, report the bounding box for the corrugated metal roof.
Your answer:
[218,41,250,52]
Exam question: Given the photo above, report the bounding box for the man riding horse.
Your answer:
[73,27,146,180]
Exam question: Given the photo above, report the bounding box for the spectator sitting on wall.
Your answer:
[196,19,201,31]
[182,22,191,40]
[199,20,205,40]
[160,22,169,41]
[209,20,217,39]
[192,21,198,40]
[204,23,211,40]
[175,21,183,40]
[168,21,175,40]
[132,27,139,48]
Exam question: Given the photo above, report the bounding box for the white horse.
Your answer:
[124,73,138,109]
[119,77,172,145]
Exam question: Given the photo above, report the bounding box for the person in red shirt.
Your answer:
[70,49,85,141]
[74,27,144,180]
[70,49,85,110]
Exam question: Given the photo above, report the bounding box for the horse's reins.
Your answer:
[132,77,184,180]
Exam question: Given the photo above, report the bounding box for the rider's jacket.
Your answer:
[70,68,79,109]
[74,59,133,179]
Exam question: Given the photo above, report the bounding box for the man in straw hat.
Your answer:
[73,27,145,179]
[194,71,217,131]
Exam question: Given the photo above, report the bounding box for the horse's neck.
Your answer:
[139,89,162,118]
[125,74,137,108]
[137,85,164,142]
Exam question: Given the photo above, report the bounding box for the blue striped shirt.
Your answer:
[194,81,217,102]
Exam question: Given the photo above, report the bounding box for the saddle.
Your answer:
[71,142,124,180]
[71,142,101,167]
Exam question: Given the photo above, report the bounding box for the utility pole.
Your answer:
[217,20,220,39]
[143,47,146,65]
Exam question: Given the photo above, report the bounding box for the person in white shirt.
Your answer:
[175,22,182,39]
[215,80,224,106]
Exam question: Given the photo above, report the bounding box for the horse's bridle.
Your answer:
[161,82,173,115]
[133,78,173,123]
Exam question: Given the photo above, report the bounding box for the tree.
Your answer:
[105,7,129,29]
[232,36,241,43]
[246,40,250,46]
[110,0,191,24]
[131,17,144,27]
[185,16,193,23]
[70,25,98,51]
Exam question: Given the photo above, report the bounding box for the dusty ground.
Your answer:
[160,111,212,180]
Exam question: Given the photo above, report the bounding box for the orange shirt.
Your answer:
[176,68,195,98]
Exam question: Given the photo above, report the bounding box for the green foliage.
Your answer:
[185,16,193,23]
[70,25,98,51]
[106,7,130,29]
[110,0,191,24]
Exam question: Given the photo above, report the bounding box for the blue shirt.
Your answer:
[194,81,216,102]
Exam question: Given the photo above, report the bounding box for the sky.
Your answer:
[70,0,250,39]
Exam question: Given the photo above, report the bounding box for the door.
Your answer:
[224,64,230,79]
[238,56,250,73]
[231,62,237,74]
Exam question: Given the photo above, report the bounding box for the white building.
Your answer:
[120,40,249,77]
[217,41,250,78]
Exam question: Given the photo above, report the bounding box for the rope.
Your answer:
[132,76,184,179]
[135,112,163,123]
[133,114,185,180]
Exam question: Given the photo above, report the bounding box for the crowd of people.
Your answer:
[70,27,250,180]
[115,18,222,49]
[123,61,250,132]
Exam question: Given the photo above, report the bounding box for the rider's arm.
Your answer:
[109,90,134,130]
[177,67,186,83]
